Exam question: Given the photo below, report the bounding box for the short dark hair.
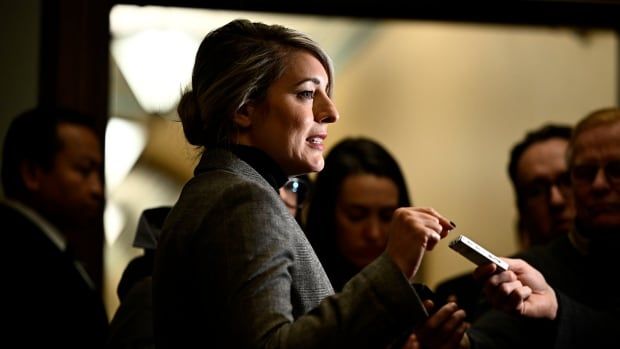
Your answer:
[507,123,572,209]
[1,107,98,198]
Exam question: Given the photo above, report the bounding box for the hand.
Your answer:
[403,301,469,349]
[386,207,454,280]
[473,258,558,320]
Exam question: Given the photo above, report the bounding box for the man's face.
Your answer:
[32,123,104,230]
[570,121,620,235]
[517,138,575,247]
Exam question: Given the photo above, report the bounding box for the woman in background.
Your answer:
[305,137,412,291]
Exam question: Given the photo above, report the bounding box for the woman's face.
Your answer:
[335,173,400,268]
[236,51,339,175]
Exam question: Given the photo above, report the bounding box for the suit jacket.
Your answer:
[153,148,428,348]
[467,234,619,349]
[2,202,108,348]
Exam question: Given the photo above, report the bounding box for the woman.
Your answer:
[305,137,412,291]
[153,19,457,348]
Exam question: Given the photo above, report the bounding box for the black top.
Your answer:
[230,144,289,192]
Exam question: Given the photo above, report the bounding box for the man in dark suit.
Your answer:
[2,107,108,348]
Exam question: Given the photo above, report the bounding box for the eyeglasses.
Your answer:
[570,160,620,186]
[281,177,310,209]
[521,172,572,200]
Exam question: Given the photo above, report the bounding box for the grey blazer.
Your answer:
[153,148,427,348]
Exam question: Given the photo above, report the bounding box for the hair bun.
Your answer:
[177,90,204,146]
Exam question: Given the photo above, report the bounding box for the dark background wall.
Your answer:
[0,0,40,186]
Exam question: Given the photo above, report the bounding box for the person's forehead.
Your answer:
[522,138,568,160]
[279,51,329,85]
[57,122,98,139]
[572,122,620,159]
[55,123,102,159]
[518,138,568,178]
[337,174,399,203]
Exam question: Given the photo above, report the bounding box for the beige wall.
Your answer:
[328,21,616,287]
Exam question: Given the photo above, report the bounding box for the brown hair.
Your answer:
[177,19,334,150]
[568,107,620,165]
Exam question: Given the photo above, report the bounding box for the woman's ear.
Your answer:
[233,103,254,128]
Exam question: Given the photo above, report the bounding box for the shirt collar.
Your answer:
[2,198,67,252]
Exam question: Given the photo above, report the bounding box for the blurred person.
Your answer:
[509,124,575,249]
[434,123,574,321]
[414,107,620,349]
[153,19,457,349]
[106,206,169,349]
[2,107,108,348]
[304,137,412,291]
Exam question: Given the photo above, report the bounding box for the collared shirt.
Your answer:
[3,198,67,251]
[3,199,95,289]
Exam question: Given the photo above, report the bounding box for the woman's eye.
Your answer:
[343,208,368,222]
[298,90,314,99]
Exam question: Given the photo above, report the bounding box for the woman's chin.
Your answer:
[300,158,324,174]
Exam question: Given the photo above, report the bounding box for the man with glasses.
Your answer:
[508,124,575,249]
[416,107,620,349]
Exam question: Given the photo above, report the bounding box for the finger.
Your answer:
[506,286,532,314]
[401,334,420,349]
[424,227,443,251]
[486,279,522,300]
[442,322,470,349]
[483,278,523,307]
[501,257,528,273]
[393,208,443,239]
[511,285,532,303]
[424,302,459,330]
[422,299,435,313]
[435,309,467,341]
[401,212,443,250]
[446,294,458,303]
[487,270,518,288]
[415,207,455,235]
[415,307,466,349]
[443,309,467,331]
[473,263,497,280]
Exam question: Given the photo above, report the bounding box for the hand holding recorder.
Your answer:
[473,258,558,320]
[449,235,557,319]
